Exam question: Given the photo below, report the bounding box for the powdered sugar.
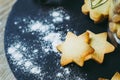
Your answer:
[50,7,70,23]
[14,21,18,25]
[7,7,87,80]
[8,46,16,54]
[8,42,43,77]
[33,49,38,53]
[43,32,61,42]
[24,61,33,69]
[64,67,71,74]
[30,66,41,74]
[43,32,62,52]
[12,52,23,60]
[28,21,50,32]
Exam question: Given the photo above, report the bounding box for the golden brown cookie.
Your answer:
[111,72,120,80]
[109,22,120,38]
[85,30,115,63]
[82,0,111,23]
[57,32,94,67]
[109,0,120,38]
[57,32,90,52]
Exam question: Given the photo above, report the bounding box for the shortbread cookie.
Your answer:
[109,22,120,38]
[109,0,120,38]
[57,32,94,67]
[82,0,111,23]
[57,31,90,52]
[111,72,120,80]
[85,30,115,63]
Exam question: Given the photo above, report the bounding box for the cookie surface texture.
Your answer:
[111,72,120,80]
[82,0,111,23]
[57,32,94,67]
[85,30,115,63]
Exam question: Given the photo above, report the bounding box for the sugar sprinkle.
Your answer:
[50,7,70,23]
[7,7,87,80]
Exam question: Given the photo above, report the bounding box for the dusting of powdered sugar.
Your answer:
[28,21,50,32]
[7,7,87,80]
[7,42,45,79]
[50,7,70,23]
[43,32,62,52]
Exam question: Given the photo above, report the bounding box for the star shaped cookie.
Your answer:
[57,32,94,67]
[85,30,115,63]
[111,72,120,80]
[81,0,111,23]
[57,31,90,52]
